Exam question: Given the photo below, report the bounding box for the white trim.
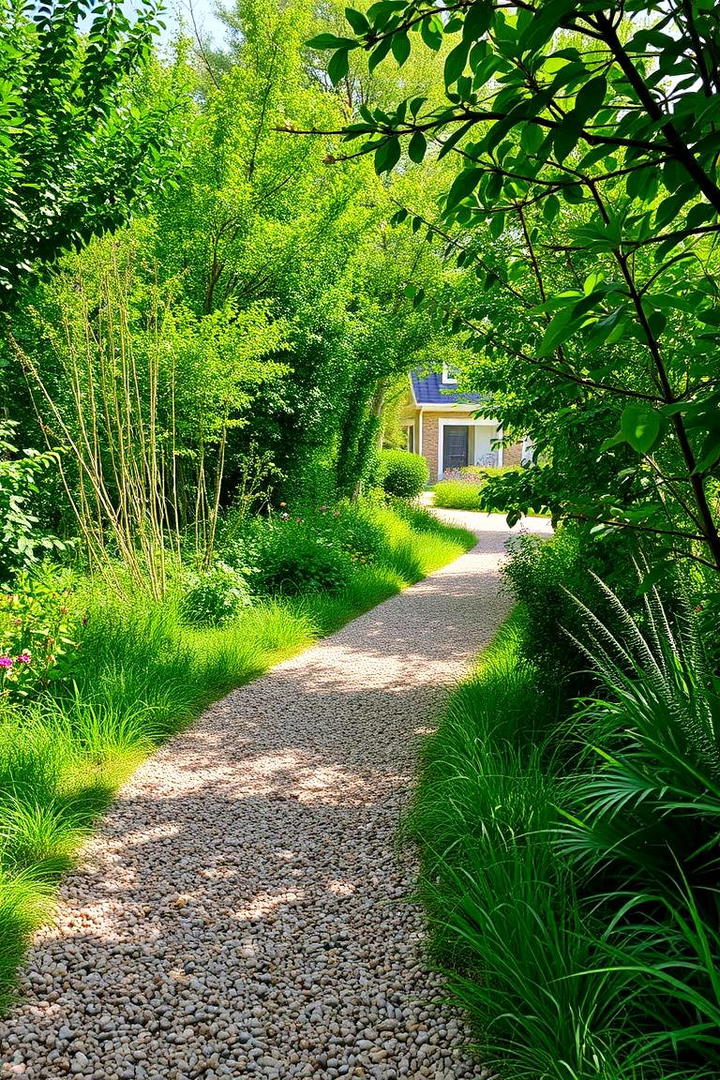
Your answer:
[441,363,458,385]
[497,426,504,467]
[418,409,423,455]
[414,402,489,413]
[437,418,502,480]
[408,372,418,405]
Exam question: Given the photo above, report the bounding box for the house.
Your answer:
[400,365,525,481]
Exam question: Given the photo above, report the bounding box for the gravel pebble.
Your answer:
[0,511,549,1079]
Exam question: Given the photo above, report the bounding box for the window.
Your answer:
[403,424,415,453]
[441,363,458,385]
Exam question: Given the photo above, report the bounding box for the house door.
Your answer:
[443,425,469,472]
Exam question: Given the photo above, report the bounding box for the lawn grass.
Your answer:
[432,478,550,518]
[432,479,485,511]
[0,502,474,1011]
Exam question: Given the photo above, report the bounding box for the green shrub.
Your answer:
[311,504,386,565]
[560,580,720,890]
[179,562,253,627]
[434,468,527,511]
[554,583,720,1073]
[254,520,353,595]
[378,449,428,499]
[501,526,641,695]
[0,564,83,702]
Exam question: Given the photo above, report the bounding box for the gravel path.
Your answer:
[1,510,550,1080]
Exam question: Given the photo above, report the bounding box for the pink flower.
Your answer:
[16,653,31,664]
[0,657,13,668]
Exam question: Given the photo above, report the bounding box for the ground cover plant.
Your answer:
[0,498,474,1009]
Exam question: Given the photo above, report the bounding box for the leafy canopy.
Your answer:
[0,0,169,304]
[311,0,720,572]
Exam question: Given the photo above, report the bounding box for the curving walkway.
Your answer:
[0,511,550,1080]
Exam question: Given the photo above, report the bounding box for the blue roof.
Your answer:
[410,370,484,405]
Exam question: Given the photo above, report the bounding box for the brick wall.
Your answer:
[503,441,524,466]
[421,413,440,480]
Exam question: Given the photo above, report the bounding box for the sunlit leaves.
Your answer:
[0,0,168,302]
[308,0,720,561]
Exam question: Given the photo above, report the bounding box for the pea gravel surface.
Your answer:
[1,510,551,1080]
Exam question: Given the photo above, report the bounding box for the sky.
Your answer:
[126,0,229,49]
[168,0,228,45]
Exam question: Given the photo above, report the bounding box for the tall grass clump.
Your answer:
[405,613,653,1080]
[409,536,720,1080]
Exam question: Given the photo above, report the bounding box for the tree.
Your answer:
[151,0,452,505]
[0,0,170,304]
[309,1,720,573]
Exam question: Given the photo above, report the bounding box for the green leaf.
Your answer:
[462,1,492,42]
[368,35,393,72]
[485,170,503,200]
[637,560,675,594]
[420,15,443,51]
[489,211,504,239]
[327,49,350,85]
[444,40,469,86]
[574,75,607,122]
[374,137,401,174]
[446,167,483,209]
[437,120,474,159]
[408,130,427,163]
[598,430,626,453]
[543,193,560,222]
[686,201,716,229]
[520,123,544,154]
[553,115,580,162]
[537,308,577,356]
[620,404,665,455]
[307,33,359,50]
[518,0,574,54]
[391,31,410,65]
[367,0,407,26]
[694,426,720,473]
[344,7,369,34]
